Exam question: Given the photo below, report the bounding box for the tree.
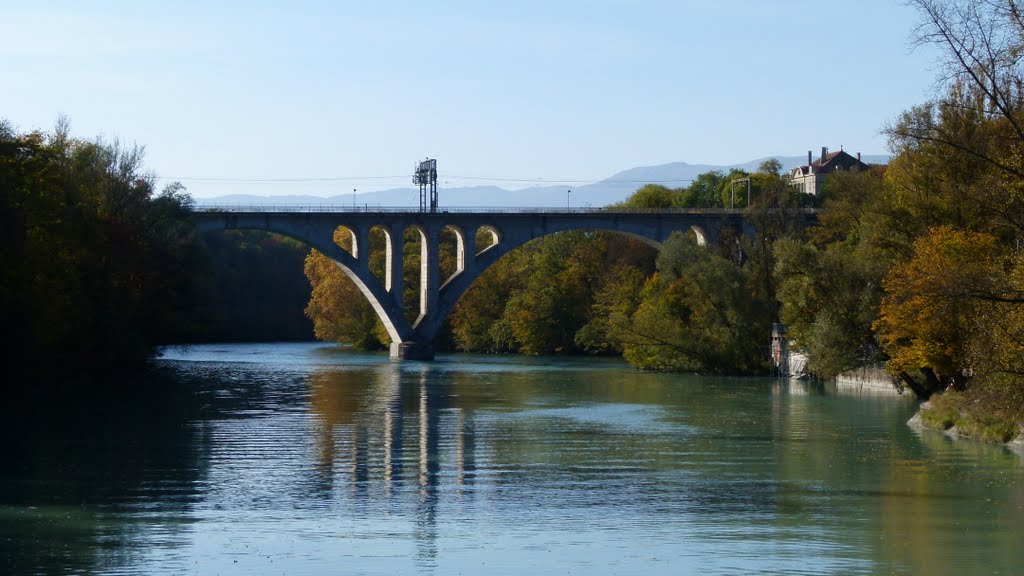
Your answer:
[575,265,647,354]
[0,119,210,390]
[500,232,607,354]
[774,239,886,378]
[450,245,531,352]
[621,232,768,373]
[895,0,1024,233]
[770,166,895,380]
[188,230,314,343]
[874,226,1012,398]
[618,183,676,209]
[685,170,726,208]
[303,228,388,350]
[758,158,783,176]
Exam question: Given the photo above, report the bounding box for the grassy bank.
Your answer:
[918,390,1023,445]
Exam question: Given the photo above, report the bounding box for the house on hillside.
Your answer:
[790,146,870,195]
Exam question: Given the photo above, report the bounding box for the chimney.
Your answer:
[857,152,861,163]
[821,147,828,162]
[807,150,812,166]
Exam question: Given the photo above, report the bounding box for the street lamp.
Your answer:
[567,189,571,211]
[729,177,750,208]
[353,188,357,211]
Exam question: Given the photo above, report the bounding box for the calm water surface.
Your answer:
[3,343,1023,575]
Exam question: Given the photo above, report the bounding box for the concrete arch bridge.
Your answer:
[194,207,754,360]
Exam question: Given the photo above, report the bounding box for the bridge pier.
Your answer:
[390,341,435,361]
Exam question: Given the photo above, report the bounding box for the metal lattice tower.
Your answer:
[413,158,438,213]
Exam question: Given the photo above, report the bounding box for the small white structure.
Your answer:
[771,323,808,378]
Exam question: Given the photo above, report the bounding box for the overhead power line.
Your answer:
[444,175,696,184]
[153,175,407,182]
[153,173,697,185]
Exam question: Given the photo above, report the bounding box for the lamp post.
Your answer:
[729,177,751,208]
[353,188,356,211]
[567,189,571,211]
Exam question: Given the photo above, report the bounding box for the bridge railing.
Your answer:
[191,204,809,215]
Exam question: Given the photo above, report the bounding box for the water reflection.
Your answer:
[4,346,1024,575]
[0,373,208,575]
[306,363,483,570]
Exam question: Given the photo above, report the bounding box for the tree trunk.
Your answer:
[899,370,931,400]
[922,367,943,396]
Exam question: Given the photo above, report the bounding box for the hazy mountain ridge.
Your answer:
[195,154,889,208]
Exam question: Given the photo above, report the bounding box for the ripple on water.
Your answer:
[3,343,1023,576]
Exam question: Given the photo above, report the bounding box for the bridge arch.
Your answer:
[689,225,708,246]
[333,225,358,257]
[430,226,664,348]
[475,225,501,255]
[193,209,755,360]
[196,219,413,346]
[442,224,467,279]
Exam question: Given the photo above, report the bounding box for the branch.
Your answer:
[915,0,1024,142]
[889,124,1024,179]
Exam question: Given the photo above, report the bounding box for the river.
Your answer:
[2,342,1022,575]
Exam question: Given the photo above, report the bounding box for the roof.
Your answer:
[792,149,870,176]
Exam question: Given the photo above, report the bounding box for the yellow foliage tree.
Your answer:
[303,228,388,350]
[875,226,1010,397]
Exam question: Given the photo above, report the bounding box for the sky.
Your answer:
[2,0,941,198]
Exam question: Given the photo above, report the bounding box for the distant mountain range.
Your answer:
[194,154,889,209]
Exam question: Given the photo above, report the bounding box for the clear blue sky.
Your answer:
[3,0,939,198]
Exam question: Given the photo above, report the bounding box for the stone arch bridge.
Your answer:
[194,207,754,360]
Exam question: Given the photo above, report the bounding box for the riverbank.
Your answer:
[788,355,1023,450]
[909,393,1024,452]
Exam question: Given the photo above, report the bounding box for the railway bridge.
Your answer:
[194,207,755,360]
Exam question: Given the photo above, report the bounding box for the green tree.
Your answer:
[774,239,886,378]
[450,246,531,352]
[575,265,647,354]
[617,183,676,209]
[758,158,783,176]
[685,170,726,207]
[622,232,768,373]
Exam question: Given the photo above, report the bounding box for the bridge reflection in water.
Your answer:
[195,208,761,360]
[308,363,477,567]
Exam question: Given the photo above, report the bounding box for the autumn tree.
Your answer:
[875,226,1024,398]
[895,0,1024,234]
[303,227,390,350]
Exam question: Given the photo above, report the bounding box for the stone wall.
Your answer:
[836,363,901,395]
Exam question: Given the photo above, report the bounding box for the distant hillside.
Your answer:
[194,154,889,209]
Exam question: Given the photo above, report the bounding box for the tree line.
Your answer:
[0,118,207,390]
[0,119,314,393]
